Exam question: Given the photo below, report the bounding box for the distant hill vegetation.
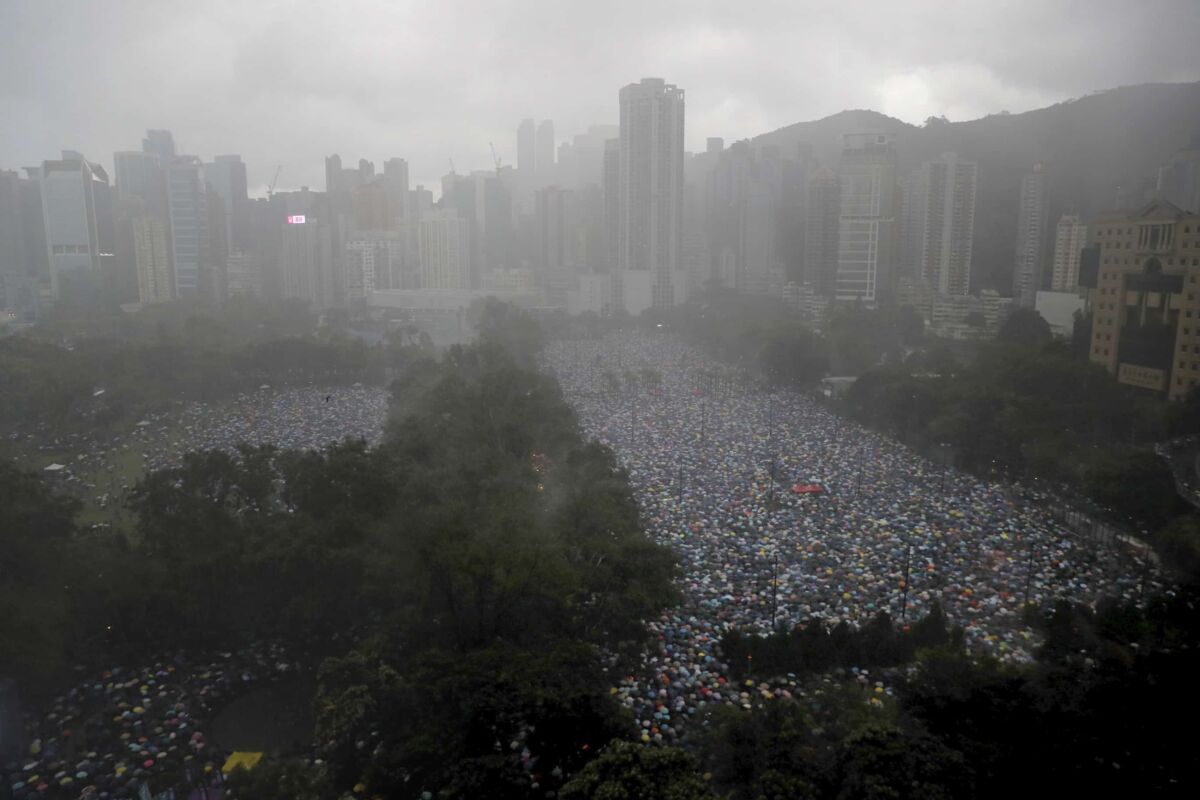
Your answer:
[750,82,1200,294]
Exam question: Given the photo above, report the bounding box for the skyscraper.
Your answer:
[804,167,841,296]
[1012,165,1049,307]
[38,152,115,301]
[142,129,176,160]
[280,215,335,308]
[419,210,470,289]
[535,185,574,279]
[836,133,897,303]
[132,215,173,304]
[536,119,555,175]
[0,170,37,320]
[1051,214,1088,291]
[164,156,211,297]
[517,119,536,175]
[202,155,249,254]
[1156,138,1200,213]
[618,77,685,313]
[919,152,977,296]
[382,158,410,229]
[602,138,620,272]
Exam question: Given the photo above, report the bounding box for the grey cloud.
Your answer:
[1,0,1197,194]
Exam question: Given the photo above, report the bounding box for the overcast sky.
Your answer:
[2,0,1198,195]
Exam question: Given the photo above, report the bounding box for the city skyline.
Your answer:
[3,0,1198,195]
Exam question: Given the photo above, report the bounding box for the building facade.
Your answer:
[835,133,896,303]
[419,210,470,290]
[618,77,686,313]
[1050,214,1088,291]
[1012,165,1049,307]
[1088,200,1200,400]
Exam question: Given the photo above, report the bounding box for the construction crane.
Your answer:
[490,142,502,171]
[266,165,282,199]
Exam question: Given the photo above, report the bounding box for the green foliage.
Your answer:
[560,740,715,800]
[996,307,1052,344]
[841,338,1184,532]
[224,759,333,800]
[720,605,960,681]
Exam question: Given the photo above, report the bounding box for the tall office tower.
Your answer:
[164,156,211,298]
[602,138,620,271]
[1050,214,1088,291]
[535,186,574,278]
[618,77,685,313]
[558,124,619,189]
[132,215,173,304]
[0,170,37,320]
[918,152,978,296]
[536,120,555,175]
[706,142,777,294]
[804,167,841,296]
[1012,165,1049,307]
[1156,139,1200,213]
[114,151,165,210]
[19,171,49,294]
[202,155,249,254]
[836,133,897,303]
[777,156,811,284]
[517,119,536,174]
[324,154,343,194]
[381,158,410,228]
[142,129,176,160]
[38,152,115,301]
[418,210,470,289]
[280,215,336,308]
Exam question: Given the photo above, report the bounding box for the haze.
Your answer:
[3,0,1198,193]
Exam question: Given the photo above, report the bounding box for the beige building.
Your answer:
[1089,199,1200,400]
[132,216,173,304]
[1051,214,1088,291]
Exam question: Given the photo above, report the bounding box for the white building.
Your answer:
[418,210,469,290]
[1012,165,1049,307]
[919,153,977,296]
[345,231,407,301]
[836,133,897,303]
[39,153,114,299]
[618,77,686,313]
[1050,214,1088,291]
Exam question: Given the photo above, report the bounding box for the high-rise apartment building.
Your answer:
[280,214,336,308]
[602,138,620,272]
[419,210,470,290]
[164,156,211,297]
[1012,165,1049,307]
[835,133,897,303]
[535,186,574,279]
[804,167,841,296]
[618,77,686,313]
[1051,214,1088,291]
[919,152,977,296]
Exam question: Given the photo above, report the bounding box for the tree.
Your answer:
[560,740,715,800]
[997,308,1052,344]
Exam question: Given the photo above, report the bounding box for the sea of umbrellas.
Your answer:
[545,333,1162,745]
[4,644,300,799]
[13,385,390,519]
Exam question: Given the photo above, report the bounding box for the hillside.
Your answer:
[751,82,1200,294]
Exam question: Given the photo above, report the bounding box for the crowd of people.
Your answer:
[11,385,389,523]
[546,333,1161,745]
[3,644,300,799]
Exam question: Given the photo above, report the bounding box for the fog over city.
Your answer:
[3,0,1198,191]
[5,2,1200,799]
